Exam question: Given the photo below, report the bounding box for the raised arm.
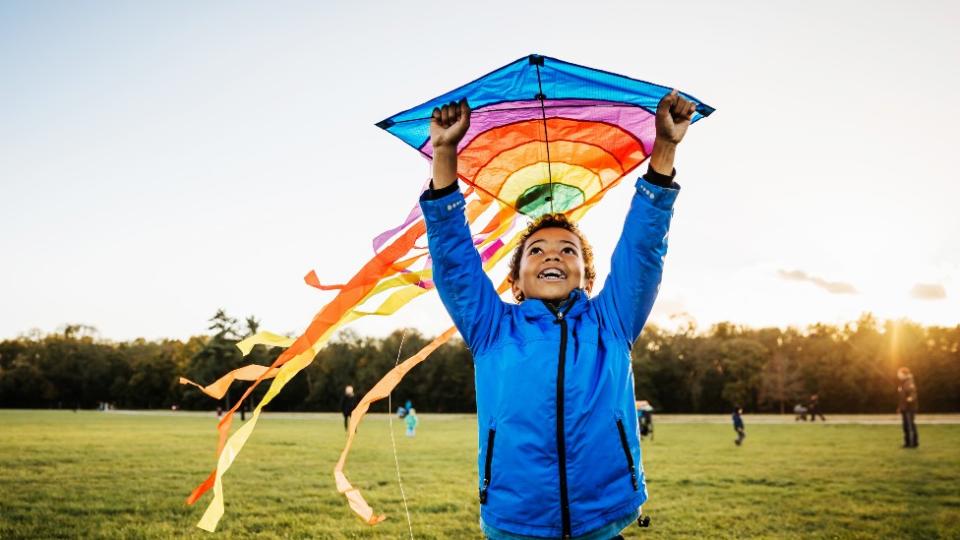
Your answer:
[431,99,471,190]
[420,100,505,353]
[648,90,696,176]
[595,91,695,343]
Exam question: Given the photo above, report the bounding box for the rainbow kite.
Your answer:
[181,54,712,531]
[377,54,713,218]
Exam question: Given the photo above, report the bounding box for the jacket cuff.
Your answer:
[642,165,676,188]
[421,179,460,200]
[635,176,680,211]
[419,184,467,222]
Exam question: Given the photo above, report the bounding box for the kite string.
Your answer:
[533,62,554,214]
[387,329,414,540]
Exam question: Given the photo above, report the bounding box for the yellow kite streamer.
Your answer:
[333,326,459,525]
[333,277,513,524]
[183,188,523,531]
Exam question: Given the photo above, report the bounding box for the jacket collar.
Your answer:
[518,289,588,320]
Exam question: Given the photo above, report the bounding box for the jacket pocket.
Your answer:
[615,419,638,491]
[479,428,496,504]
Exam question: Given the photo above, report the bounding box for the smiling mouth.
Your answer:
[537,269,567,281]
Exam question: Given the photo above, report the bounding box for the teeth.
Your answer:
[538,269,566,280]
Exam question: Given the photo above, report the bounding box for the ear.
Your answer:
[510,278,524,303]
[584,277,595,294]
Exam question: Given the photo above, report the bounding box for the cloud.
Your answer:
[777,269,858,294]
[910,283,946,300]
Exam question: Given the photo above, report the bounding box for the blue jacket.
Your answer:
[420,177,678,538]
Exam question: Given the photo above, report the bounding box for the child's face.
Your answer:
[511,227,592,302]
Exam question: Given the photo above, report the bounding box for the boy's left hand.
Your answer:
[655,90,696,145]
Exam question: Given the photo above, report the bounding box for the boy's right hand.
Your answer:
[430,99,471,151]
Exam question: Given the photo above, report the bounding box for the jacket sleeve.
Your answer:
[419,187,505,353]
[594,176,679,344]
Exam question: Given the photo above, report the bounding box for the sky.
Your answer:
[2,0,958,341]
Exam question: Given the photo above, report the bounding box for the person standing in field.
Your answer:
[807,393,826,422]
[732,407,746,446]
[405,407,418,437]
[897,367,919,448]
[340,385,357,432]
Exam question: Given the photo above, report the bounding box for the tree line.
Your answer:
[1,311,957,413]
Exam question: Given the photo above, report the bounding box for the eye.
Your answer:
[528,247,543,255]
[562,247,577,255]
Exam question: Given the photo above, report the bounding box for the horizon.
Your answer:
[7,310,955,344]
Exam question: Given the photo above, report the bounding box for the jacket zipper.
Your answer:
[479,428,495,504]
[616,419,639,490]
[546,298,575,538]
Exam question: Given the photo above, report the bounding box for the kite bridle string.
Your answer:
[534,62,555,214]
[387,329,415,540]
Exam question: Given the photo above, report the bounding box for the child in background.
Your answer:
[733,407,746,446]
[405,407,418,437]
[421,90,696,539]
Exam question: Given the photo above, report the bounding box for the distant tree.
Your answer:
[759,347,805,414]
[181,310,244,410]
[1,312,958,413]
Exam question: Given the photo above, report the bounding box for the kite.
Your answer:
[180,54,713,531]
[377,54,713,219]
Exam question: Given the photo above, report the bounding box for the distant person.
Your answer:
[340,385,358,431]
[897,367,919,448]
[636,400,654,441]
[732,407,746,446]
[396,398,413,418]
[638,411,653,440]
[793,403,808,421]
[405,407,418,437]
[807,394,826,422]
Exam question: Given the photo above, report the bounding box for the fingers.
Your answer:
[657,89,677,114]
[456,98,471,130]
[670,92,696,120]
[433,101,463,127]
[441,102,452,126]
[658,89,696,120]
[680,97,696,119]
[432,99,471,129]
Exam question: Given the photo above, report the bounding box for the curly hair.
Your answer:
[506,213,596,302]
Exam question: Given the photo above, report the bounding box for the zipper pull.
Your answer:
[479,478,489,504]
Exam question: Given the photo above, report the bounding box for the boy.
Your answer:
[733,407,746,446]
[405,407,418,437]
[420,91,695,539]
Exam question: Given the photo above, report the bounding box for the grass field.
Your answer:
[1,411,958,539]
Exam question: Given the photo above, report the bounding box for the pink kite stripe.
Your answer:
[419,99,656,156]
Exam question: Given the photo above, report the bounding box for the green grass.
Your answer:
[0,411,958,539]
